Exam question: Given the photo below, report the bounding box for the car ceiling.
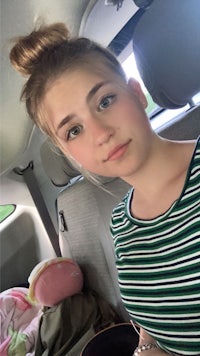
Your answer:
[1,0,138,176]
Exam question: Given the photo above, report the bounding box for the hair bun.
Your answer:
[10,23,70,76]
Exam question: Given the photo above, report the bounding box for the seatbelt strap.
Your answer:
[14,161,61,257]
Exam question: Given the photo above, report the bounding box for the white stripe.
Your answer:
[118,278,199,289]
[117,253,200,271]
[121,295,200,304]
[129,316,200,336]
[116,232,200,257]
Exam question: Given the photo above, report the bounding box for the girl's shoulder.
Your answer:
[172,137,199,172]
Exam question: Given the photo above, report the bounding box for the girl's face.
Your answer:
[43,68,153,180]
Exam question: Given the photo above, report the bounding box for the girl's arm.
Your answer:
[133,327,171,356]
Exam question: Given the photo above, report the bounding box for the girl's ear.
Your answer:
[128,78,148,108]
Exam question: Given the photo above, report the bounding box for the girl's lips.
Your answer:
[105,140,131,161]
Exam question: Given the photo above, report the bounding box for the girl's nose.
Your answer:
[89,118,114,146]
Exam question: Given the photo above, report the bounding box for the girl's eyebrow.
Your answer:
[56,114,75,134]
[56,80,111,133]
[86,80,110,103]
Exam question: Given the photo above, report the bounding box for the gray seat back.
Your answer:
[157,106,200,139]
[57,177,130,320]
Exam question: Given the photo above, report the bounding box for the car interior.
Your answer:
[1,0,200,355]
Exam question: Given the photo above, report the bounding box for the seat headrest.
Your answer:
[132,0,200,108]
[40,139,80,186]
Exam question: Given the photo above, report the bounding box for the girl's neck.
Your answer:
[125,138,196,220]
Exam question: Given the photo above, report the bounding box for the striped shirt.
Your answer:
[110,137,200,355]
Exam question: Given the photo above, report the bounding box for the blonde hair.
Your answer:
[10,22,127,137]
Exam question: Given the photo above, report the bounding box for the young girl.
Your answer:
[10,23,200,356]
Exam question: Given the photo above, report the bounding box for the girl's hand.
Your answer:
[134,349,170,356]
[133,326,171,356]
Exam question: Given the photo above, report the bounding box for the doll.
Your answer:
[28,257,84,307]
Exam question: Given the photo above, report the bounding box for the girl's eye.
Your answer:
[66,125,82,140]
[98,95,116,111]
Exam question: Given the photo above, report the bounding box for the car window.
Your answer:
[0,205,16,223]
[122,52,158,116]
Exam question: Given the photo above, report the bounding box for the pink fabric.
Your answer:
[0,287,42,356]
[0,336,12,356]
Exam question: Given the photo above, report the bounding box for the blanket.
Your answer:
[0,287,42,356]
